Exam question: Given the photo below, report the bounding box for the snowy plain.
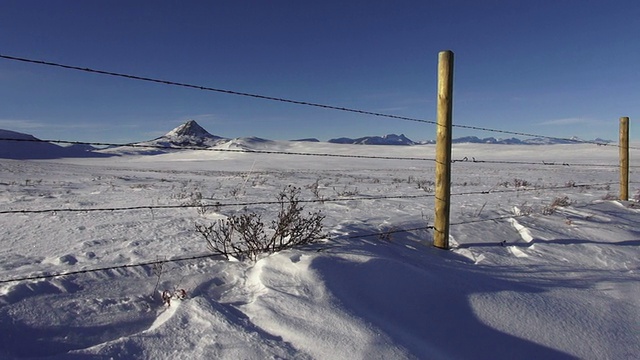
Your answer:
[0,140,639,359]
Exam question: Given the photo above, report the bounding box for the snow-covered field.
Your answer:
[0,142,638,359]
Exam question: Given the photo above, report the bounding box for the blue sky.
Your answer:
[0,0,638,143]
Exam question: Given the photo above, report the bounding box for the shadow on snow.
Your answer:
[312,223,576,359]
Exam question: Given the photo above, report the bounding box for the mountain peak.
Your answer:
[166,120,214,138]
[140,120,226,149]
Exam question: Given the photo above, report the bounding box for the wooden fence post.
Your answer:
[434,50,454,249]
[620,117,629,201]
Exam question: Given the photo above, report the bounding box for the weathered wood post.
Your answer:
[434,50,454,249]
[620,117,629,201]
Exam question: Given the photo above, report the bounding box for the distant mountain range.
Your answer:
[448,136,613,145]
[327,134,615,145]
[0,120,613,159]
[328,134,416,145]
[329,134,613,146]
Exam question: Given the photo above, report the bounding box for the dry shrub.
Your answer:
[543,196,572,215]
[195,186,325,261]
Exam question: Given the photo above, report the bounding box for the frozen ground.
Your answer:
[0,142,638,359]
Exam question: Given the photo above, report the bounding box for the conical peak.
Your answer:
[168,120,211,137]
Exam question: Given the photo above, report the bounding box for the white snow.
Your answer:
[0,142,639,359]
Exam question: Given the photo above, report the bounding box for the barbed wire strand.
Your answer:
[0,252,223,284]
[1,53,634,149]
[449,124,635,149]
[451,157,634,168]
[451,182,617,197]
[0,54,435,126]
[2,185,632,285]
[0,224,436,285]
[0,137,436,162]
[0,193,436,215]
[0,181,618,215]
[2,136,634,168]
[0,207,568,285]
[450,214,528,226]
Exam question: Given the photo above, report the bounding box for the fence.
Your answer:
[0,52,636,285]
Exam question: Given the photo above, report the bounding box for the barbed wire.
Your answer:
[0,137,436,162]
[0,182,628,285]
[449,124,631,148]
[0,252,223,285]
[0,221,491,285]
[0,54,436,126]
[0,193,437,215]
[1,53,634,149]
[0,181,618,216]
[0,202,586,285]
[450,213,528,226]
[2,136,633,169]
[450,157,632,168]
[450,181,617,197]
[0,224,436,285]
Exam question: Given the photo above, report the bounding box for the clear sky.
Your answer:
[0,0,638,143]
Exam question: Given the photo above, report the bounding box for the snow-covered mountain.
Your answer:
[0,129,108,160]
[138,120,227,148]
[107,122,289,155]
[329,134,416,145]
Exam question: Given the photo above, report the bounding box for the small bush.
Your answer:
[306,179,325,202]
[378,226,396,242]
[513,178,530,187]
[551,196,571,207]
[415,179,434,192]
[228,185,245,199]
[333,185,359,197]
[195,186,325,261]
[601,193,619,201]
[543,196,572,215]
